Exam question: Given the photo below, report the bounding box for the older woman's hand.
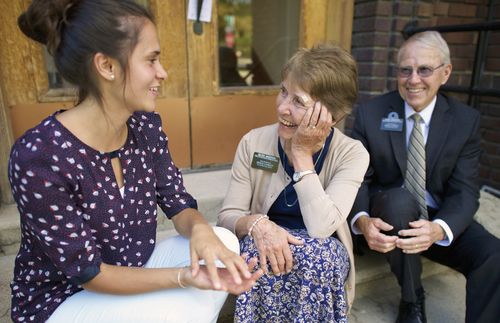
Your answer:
[250,217,304,275]
[290,102,334,158]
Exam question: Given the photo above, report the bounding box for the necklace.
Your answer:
[282,143,326,207]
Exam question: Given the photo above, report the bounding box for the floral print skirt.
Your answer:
[235,229,350,323]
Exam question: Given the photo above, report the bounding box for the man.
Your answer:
[350,31,500,323]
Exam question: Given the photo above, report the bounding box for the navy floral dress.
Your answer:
[8,111,196,322]
[235,131,350,322]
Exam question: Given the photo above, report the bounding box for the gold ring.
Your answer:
[415,244,419,248]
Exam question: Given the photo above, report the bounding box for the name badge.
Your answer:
[380,112,403,132]
[251,152,279,173]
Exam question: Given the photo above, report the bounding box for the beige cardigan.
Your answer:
[217,123,369,309]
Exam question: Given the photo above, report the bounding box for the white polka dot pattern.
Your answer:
[8,111,197,322]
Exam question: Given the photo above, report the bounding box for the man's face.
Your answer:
[397,41,452,112]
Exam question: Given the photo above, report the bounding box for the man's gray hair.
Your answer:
[398,31,451,65]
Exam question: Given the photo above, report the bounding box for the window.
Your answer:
[218,0,300,88]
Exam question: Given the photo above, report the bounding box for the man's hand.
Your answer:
[396,220,445,254]
[357,216,398,253]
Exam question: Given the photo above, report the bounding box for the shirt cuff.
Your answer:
[433,219,454,246]
[350,211,369,235]
[70,262,101,286]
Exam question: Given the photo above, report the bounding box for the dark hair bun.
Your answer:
[17,0,77,53]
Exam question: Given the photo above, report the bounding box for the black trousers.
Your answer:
[368,187,500,323]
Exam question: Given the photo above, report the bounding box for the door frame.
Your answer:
[0,0,354,201]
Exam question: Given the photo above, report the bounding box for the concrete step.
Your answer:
[216,252,452,322]
[1,168,499,322]
[0,203,20,256]
[0,249,463,323]
[348,264,465,323]
[4,167,499,253]
[156,168,232,232]
[0,169,232,322]
[0,168,232,255]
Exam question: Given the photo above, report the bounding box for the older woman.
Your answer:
[217,44,369,322]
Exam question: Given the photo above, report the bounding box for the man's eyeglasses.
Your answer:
[397,63,445,78]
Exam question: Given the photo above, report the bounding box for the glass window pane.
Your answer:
[135,0,149,8]
[44,47,73,89]
[218,0,300,88]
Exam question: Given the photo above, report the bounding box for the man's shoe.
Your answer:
[395,301,425,323]
[396,289,426,323]
[416,288,426,322]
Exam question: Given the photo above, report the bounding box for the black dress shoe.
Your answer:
[395,300,425,323]
[395,289,427,323]
[416,288,426,322]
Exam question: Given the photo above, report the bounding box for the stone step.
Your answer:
[156,168,232,232]
[217,250,451,322]
[0,240,451,323]
[0,168,232,255]
[1,168,499,322]
[0,203,20,256]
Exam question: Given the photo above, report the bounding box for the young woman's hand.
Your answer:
[250,217,303,275]
[181,257,263,294]
[189,223,252,290]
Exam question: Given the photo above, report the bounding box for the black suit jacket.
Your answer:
[350,91,481,239]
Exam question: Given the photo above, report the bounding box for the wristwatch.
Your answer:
[292,170,316,182]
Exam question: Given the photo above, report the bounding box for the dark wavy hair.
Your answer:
[18,0,154,106]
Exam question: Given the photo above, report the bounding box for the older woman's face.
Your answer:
[276,78,314,140]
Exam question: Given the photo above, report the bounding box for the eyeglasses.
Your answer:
[278,83,348,122]
[279,84,314,111]
[397,63,445,78]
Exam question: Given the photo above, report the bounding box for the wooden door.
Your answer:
[185,0,355,167]
[0,0,354,171]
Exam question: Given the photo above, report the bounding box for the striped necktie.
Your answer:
[404,113,429,219]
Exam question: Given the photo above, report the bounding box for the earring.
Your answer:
[110,74,115,80]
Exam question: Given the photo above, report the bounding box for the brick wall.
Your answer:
[349,0,500,191]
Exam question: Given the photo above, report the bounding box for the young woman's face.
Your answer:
[121,19,167,112]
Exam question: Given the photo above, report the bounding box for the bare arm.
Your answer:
[83,260,262,295]
[83,263,178,294]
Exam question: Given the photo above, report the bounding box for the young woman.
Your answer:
[218,44,369,322]
[9,1,262,322]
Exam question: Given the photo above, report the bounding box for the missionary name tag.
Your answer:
[251,152,279,173]
[380,112,403,132]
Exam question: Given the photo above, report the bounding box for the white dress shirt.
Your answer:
[351,96,453,246]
